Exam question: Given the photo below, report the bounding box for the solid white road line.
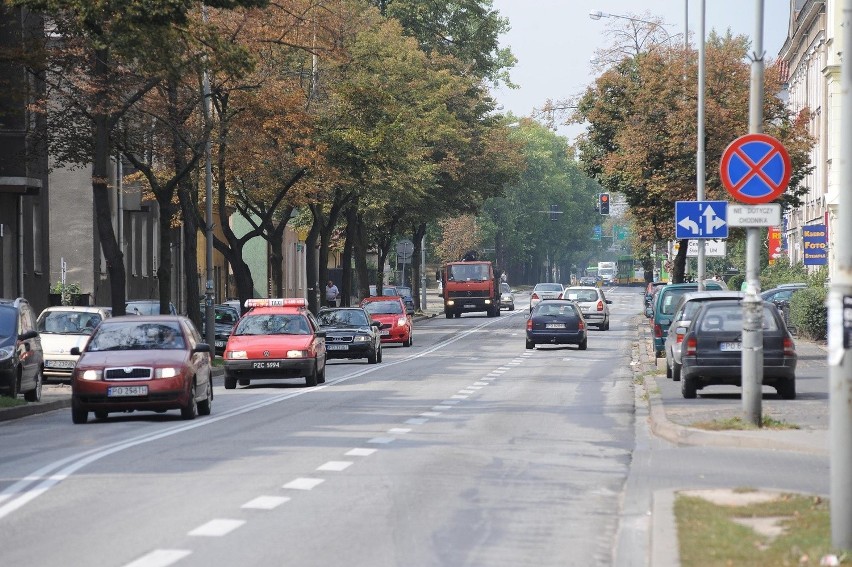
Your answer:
[241,496,290,510]
[188,519,245,537]
[123,549,192,567]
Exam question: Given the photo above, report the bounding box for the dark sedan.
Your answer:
[70,316,213,423]
[200,304,240,356]
[680,300,797,399]
[318,307,382,364]
[525,299,587,350]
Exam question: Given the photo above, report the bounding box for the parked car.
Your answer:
[360,296,412,347]
[526,299,587,350]
[562,286,611,330]
[199,304,240,356]
[69,315,213,423]
[761,283,808,328]
[0,297,43,401]
[648,281,725,358]
[126,299,177,316]
[37,305,111,381]
[644,281,667,308]
[679,299,797,399]
[529,283,564,312]
[394,286,416,315]
[318,307,382,364]
[369,285,399,297]
[499,282,515,311]
[223,298,327,389]
[663,291,744,381]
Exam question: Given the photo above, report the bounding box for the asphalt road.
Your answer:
[0,288,831,567]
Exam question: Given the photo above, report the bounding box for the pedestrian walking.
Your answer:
[325,280,340,307]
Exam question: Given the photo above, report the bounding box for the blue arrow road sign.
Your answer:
[675,201,728,240]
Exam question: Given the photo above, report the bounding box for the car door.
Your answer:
[185,321,211,390]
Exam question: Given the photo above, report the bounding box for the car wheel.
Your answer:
[3,369,19,398]
[403,333,413,347]
[578,337,588,351]
[94,410,109,420]
[666,359,672,379]
[681,375,697,399]
[445,311,453,319]
[525,339,535,350]
[509,303,514,311]
[777,378,796,400]
[672,362,681,382]
[317,362,326,384]
[224,376,237,390]
[198,381,213,416]
[181,381,199,420]
[239,378,251,386]
[377,345,383,363]
[305,364,318,387]
[368,348,378,364]
[71,399,88,424]
[603,319,610,331]
[454,312,461,318]
[24,367,43,402]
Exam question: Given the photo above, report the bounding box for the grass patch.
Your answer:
[212,357,224,367]
[0,396,27,409]
[690,416,800,431]
[676,491,842,566]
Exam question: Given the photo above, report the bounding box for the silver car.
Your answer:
[563,286,611,330]
[37,306,111,380]
[499,283,515,311]
[529,283,564,312]
[664,291,745,381]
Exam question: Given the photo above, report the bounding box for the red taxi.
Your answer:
[360,296,412,347]
[223,298,327,388]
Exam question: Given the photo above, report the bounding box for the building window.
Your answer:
[32,200,43,274]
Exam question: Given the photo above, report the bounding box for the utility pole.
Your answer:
[696,0,706,291]
[742,0,765,426]
[202,4,215,350]
[830,0,852,549]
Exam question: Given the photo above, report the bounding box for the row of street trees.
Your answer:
[3,0,524,320]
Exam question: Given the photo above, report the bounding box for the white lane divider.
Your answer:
[124,549,192,567]
[450,394,469,400]
[388,428,411,434]
[241,496,290,510]
[405,417,429,425]
[367,437,394,444]
[420,411,441,417]
[188,519,245,537]
[316,461,353,472]
[432,405,452,411]
[345,448,377,457]
[283,478,324,491]
[440,400,461,405]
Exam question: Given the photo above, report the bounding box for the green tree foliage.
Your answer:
[789,286,827,341]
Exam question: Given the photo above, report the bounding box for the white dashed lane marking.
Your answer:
[242,496,290,510]
[317,461,353,472]
[474,381,489,386]
[451,394,469,400]
[368,437,395,444]
[406,418,429,425]
[420,411,441,417]
[283,478,325,490]
[388,428,411,434]
[441,400,461,405]
[346,448,377,457]
[123,549,192,567]
[432,405,452,411]
[188,519,245,537]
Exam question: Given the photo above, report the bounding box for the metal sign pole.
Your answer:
[830,0,852,549]
[742,0,765,426]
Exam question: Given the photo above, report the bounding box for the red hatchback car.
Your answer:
[360,296,412,347]
[223,298,327,388]
[70,316,213,424]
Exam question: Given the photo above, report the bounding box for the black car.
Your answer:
[200,304,240,356]
[394,286,416,315]
[525,299,587,350]
[680,299,797,400]
[0,297,44,401]
[318,307,382,364]
[126,299,177,315]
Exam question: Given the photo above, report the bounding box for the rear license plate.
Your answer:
[327,345,348,351]
[252,361,281,369]
[464,304,476,308]
[720,342,742,351]
[380,330,390,336]
[107,386,148,397]
[46,360,75,369]
[545,323,566,329]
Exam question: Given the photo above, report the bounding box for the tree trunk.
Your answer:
[411,223,426,310]
[177,177,201,328]
[269,241,284,298]
[673,239,688,283]
[156,200,174,314]
[341,209,354,307]
[351,207,369,302]
[305,221,320,314]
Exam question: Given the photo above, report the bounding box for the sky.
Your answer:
[489,0,791,142]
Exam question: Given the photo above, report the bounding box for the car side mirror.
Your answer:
[371,321,381,328]
[18,330,38,341]
[70,347,81,356]
[194,343,212,353]
[644,307,653,318]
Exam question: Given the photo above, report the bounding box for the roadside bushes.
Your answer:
[727,274,744,291]
[789,285,827,341]
[760,261,808,290]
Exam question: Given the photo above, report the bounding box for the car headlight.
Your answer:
[0,347,12,361]
[397,317,407,327]
[484,299,491,304]
[287,350,308,358]
[155,367,178,379]
[227,351,247,359]
[81,369,103,381]
[353,335,370,342]
[446,300,455,306]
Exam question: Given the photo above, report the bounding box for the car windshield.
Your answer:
[396,287,412,297]
[319,310,369,327]
[87,321,185,351]
[501,283,511,294]
[564,289,598,302]
[233,314,311,335]
[0,305,15,339]
[214,308,238,325]
[660,290,694,315]
[448,264,490,281]
[38,311,102,335]
[126,302,161,316]
[534,284,563,292]
[363,301,403,315]
[700,305,779,332]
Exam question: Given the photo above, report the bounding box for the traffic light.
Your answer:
[599,193,610,215]
[550,204,558,221]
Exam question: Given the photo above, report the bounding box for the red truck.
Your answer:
[441,260,501,318]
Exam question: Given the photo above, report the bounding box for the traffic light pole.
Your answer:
[742,0,764,427]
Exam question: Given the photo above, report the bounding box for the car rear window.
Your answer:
[534,284,563,292]
[534,302,579,317]
[363,301,403,315]
[700,305,779,332]
[564,289,598,302]
[319,310,369,326]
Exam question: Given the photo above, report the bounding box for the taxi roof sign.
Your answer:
[244,298,306,308]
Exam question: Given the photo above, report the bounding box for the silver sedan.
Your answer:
[562,286,611,330]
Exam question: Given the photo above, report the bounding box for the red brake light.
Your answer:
[783,337,796,357]
[578,319,585,331]
[676,332,685,344]
[685,336,697,356]
[531,293,539,300]
[526,318,533,331]
[597,300,604,311]
[654,324,662,338]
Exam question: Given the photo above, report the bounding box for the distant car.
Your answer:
[360,296,412,347]
[223,298,327,389]
[0,297,43,401]
[526,299,587,350]
[644,281,667,308]
[663,291,745,381]
[37,305,111,381]
[126,299,177,316]
[529,283,564,312]
[499,282,515,311]
[578,276,597,286]
[369,285,399,297]
[394,286,416,315]
[761,283,808,321]
[648,281,725,358]
[318,307,382,364]
[69,315,213,423]
[199,304,240,356]
[680,299,797,399]
[563,286,611,330]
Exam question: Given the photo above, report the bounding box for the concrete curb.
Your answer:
[651,490,680,567]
